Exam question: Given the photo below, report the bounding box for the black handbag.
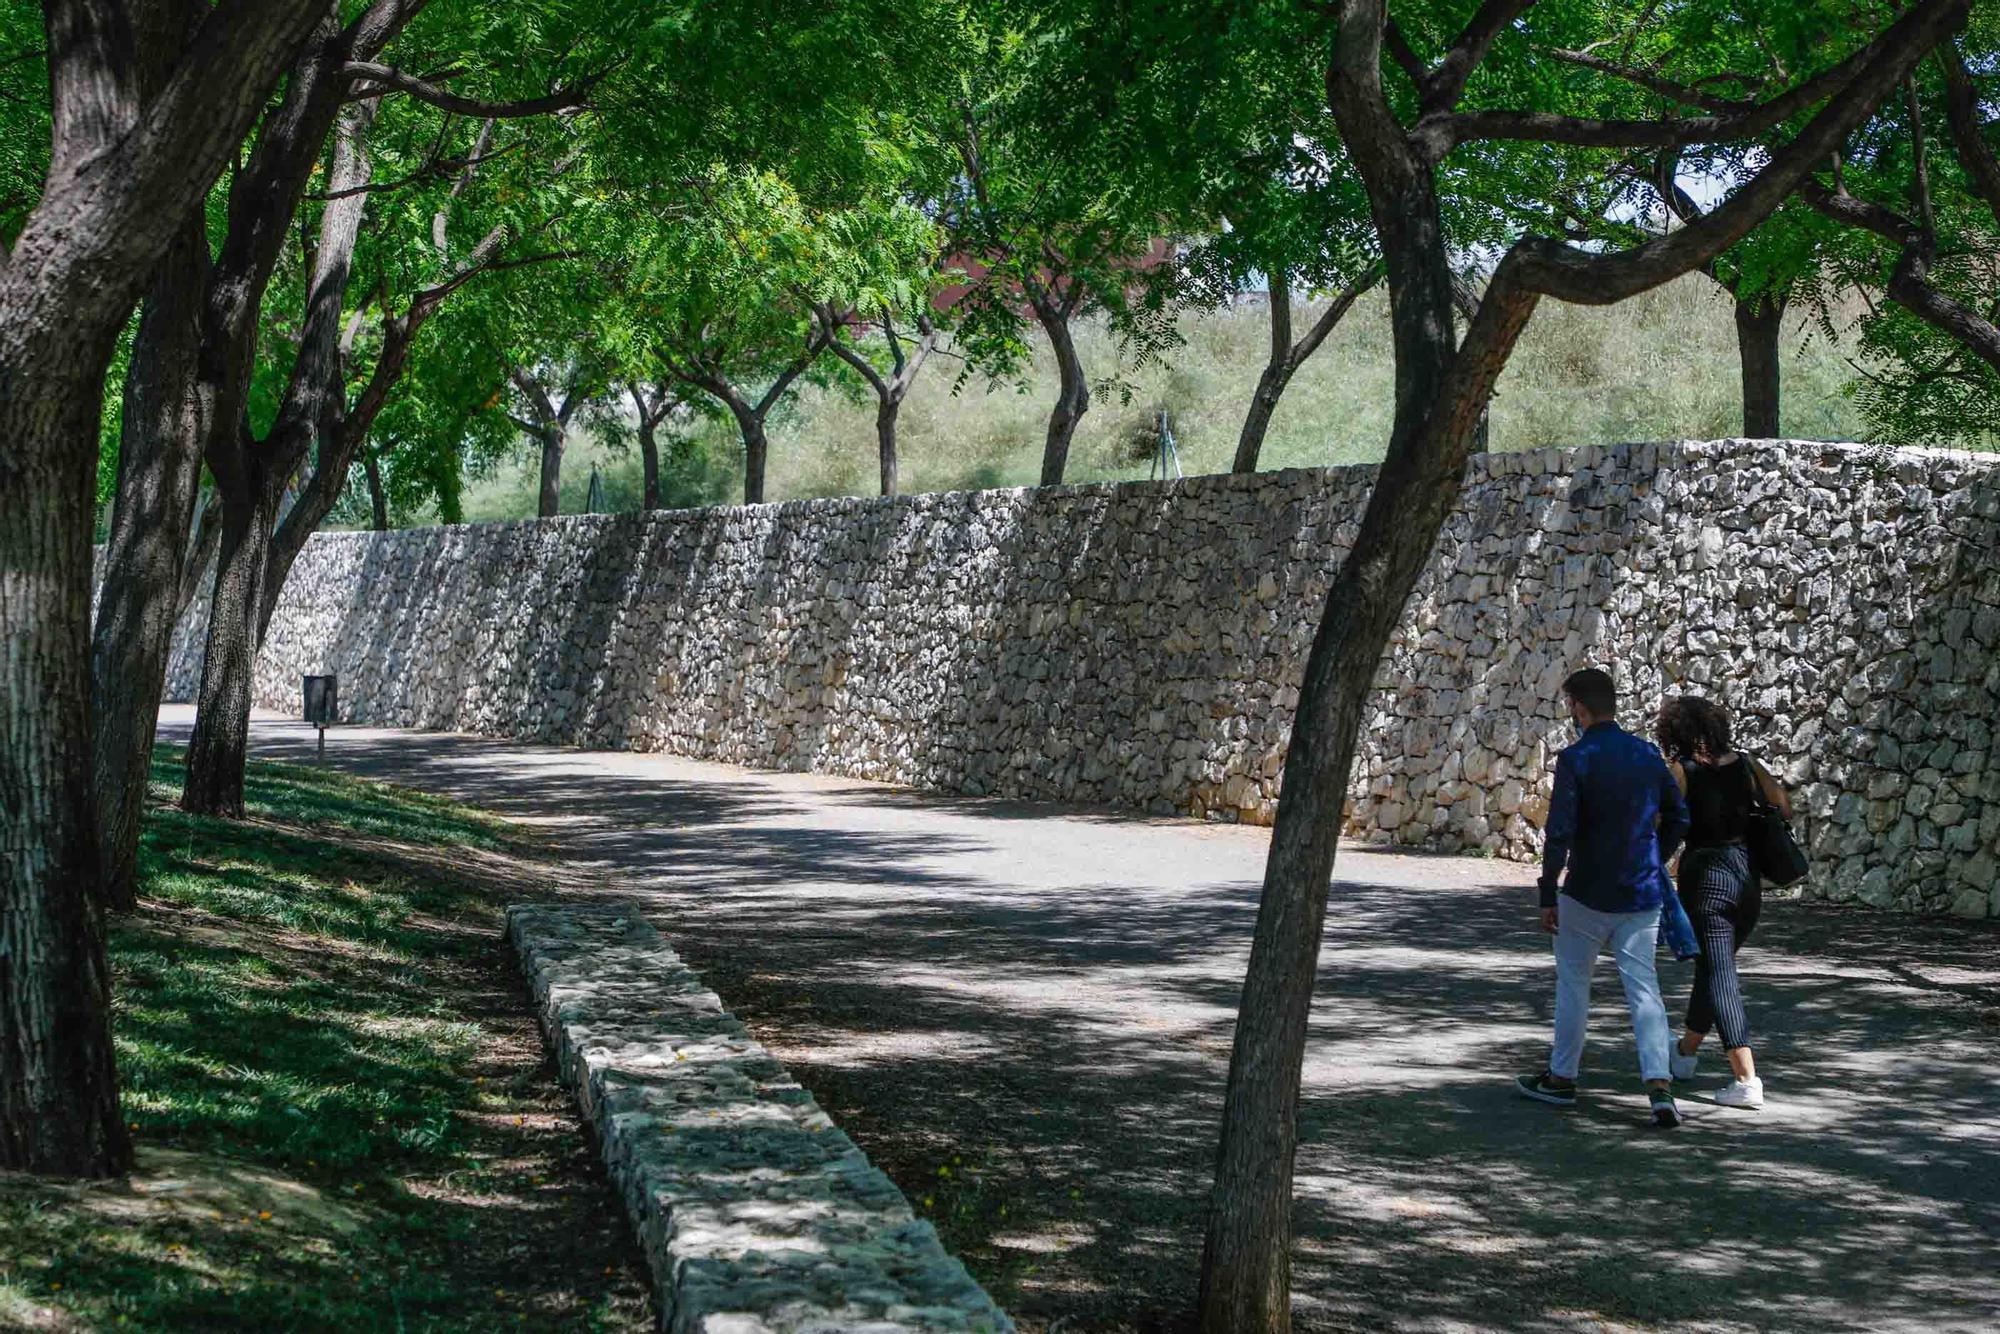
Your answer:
[1742,752,1810,887]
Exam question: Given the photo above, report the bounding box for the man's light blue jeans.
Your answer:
[1551,894,1673,1083]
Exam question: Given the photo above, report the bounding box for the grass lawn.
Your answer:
[0,750,650,1331]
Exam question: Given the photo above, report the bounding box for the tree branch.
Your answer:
[1288,262,1383,370]
[1502,0,1971,306]
[1937,45,2000,227]
[1907,76,1937,239]
[342,0,434,60]
[1425,0,1538,114]
[44,0,138,184]
[1544,46,1746,113]
[1797,177,1922,245]
[342,61,600,118]
[510,364,558,424]
[1381,19,1429,94]
[817,302,891,398]
[753,326,830,417]
[1419,3,1951,160]
[309,138,518,200]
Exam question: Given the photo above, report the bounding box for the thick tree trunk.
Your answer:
[637,422,662,510]
[181,485,276,818]
[1035,302,1088,487]
[1734,293,1785,437]
[365,452,389,530]
[876,397,900,496]
[537,428,565,517]
[1,0,332,1180]
[87,0,213,913]
[1198,160,1503,1334]
[0,356,133,1179]
[88,214,211,912]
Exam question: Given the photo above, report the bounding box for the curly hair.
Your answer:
[1656,695,1734,762]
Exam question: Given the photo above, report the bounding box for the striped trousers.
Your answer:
[1680,845,1761,1050]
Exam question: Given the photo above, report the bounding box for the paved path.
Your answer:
[158,706,2000,1333]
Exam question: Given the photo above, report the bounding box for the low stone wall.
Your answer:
[168,439,2000,917]
[507,903,1012,1331]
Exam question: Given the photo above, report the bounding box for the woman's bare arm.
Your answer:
[1752,758,1793,820]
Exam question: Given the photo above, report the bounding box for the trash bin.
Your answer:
[303,674,338,727]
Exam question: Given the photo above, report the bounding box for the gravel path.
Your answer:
[159,706,2000,1333]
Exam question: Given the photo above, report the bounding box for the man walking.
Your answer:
[1517,668,1691,1127]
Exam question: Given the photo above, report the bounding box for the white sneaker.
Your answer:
[1715,1077,1765,1109]
[1670,1049,1699,1082]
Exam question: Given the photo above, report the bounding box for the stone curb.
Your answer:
[506,902,1014,1333]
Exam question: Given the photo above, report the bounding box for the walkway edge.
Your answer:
[506,903,1014,1333]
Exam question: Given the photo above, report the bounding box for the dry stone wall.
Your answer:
[166,439,2000,918]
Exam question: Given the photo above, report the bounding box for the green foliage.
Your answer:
[0,0,45,248]
[1849,298,2000,444]
[938,7,1192,391]
[33,0,2000,535]
[1798,7,2000,445]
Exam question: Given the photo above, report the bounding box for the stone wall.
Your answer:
[166,439,2000,917]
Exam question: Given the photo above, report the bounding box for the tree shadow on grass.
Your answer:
[0,750,650,1331]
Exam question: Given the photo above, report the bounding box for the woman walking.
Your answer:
[1655,696,1791,1109]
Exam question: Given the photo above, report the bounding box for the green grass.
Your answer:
[0,751,648,1332]
[457,274,1892,520]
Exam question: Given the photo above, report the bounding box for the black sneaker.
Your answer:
[1649,1088,1684,1128]
[1515,1070,1578,1107]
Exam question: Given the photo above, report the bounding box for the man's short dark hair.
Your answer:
[1562,668,1617,718]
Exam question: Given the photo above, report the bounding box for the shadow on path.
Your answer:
[166,713,2000,1333]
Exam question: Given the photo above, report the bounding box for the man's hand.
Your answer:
[1540,905,1559,934]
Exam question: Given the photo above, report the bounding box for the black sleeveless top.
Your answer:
[1684,756,1759,848]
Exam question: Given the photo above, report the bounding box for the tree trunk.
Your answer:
[88,213,211,913]
[365,452,389,530]
[1734,293,1785,437]
[637,421,662,510]
[877,396,900,496]
[736,406,770,505]
[176,489,221,623]
[537,428,565,517]
[1235,275,1294,474]
[1235,362,1289,475]
[0,0,332,1180]
[180,485,277,818]
[1035,301,1088,487]
[1198,158,1496,1334]
[0,354,133,1179]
